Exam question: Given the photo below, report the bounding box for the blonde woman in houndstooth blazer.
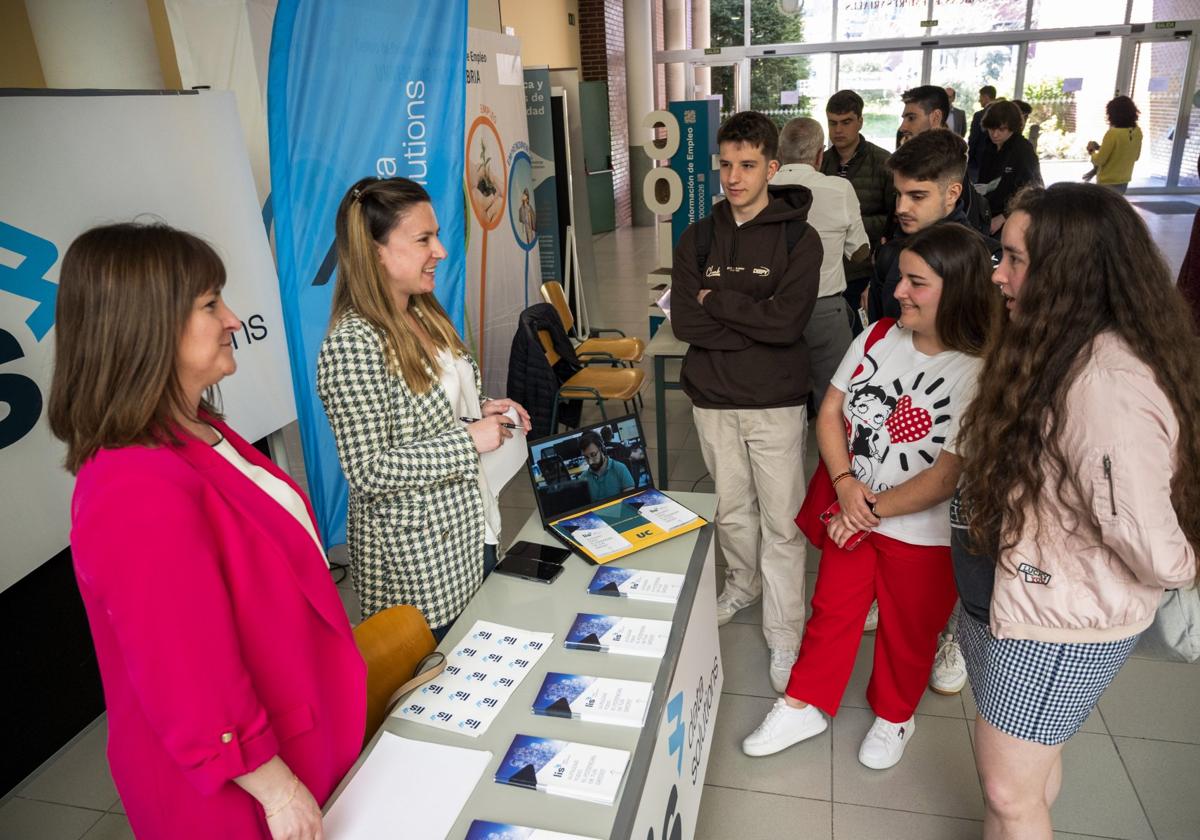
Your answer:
[318,177,531,636]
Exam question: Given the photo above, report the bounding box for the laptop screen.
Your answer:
[527,414,653,521]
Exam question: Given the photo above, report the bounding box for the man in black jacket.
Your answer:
[867,130,1000,321]
[671,111,821,693]
[968,85,997,181]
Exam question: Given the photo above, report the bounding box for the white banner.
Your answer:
[464,28,542,398]
[0,91,296,594]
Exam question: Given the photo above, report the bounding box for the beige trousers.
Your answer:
[694,405,808,650]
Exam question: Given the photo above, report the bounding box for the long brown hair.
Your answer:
[900,223,1000,356]
[329,176,466,393]
[48,223,226,473]
[959,184,1200,578]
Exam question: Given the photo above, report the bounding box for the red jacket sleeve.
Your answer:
[72,469,279,794]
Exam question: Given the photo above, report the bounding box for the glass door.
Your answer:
[688,61,740,124]
[1126,35,1194,189]
[836,50,924,152]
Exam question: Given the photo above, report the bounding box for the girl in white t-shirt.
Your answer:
[743,223,1000,770]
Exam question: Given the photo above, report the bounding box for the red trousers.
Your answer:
[786,530,957,723]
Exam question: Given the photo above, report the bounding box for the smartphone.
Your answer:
[493,555,565,584]
[819,501,870,551]
[506,540,571,566]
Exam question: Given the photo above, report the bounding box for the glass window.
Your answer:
[703,64,739,123]
[838,1,929,42]
[1021,38,1122,186]
[749,54,835,130]
[932,44,1019,120]
[1031,0,1128,28]
[709,0,746,48]
[1178,78,1200,188]
[1129,0,1200,23]
[837,50,924,151]
[932,0,1026,35]
[750,0,832,45]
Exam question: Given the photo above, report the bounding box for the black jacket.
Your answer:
[506,303,582,438]
[671,185,822,409]
[868,208,1001,322]
[979,133,1043,218]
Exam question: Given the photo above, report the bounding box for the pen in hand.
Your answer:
[459,416,523,431]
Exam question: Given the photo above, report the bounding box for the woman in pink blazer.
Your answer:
[48,223,365,839]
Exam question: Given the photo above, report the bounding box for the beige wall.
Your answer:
[499,0,581,69]
[470,0,503,31]
[0,0,46,87]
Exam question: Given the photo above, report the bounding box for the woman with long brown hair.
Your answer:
[954,183,1199,838]
[50,222,365,839]
[317,177,529,637]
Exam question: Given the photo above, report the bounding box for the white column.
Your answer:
[663,0,687,103]
[693,0,710,96]
[625,0,658,226]
[25,0,164,89]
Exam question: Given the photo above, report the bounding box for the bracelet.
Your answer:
[831,471,854,487]
[264,774,300,819]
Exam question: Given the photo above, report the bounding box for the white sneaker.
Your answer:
[858,715,915,769]
[742,698,828,757]
[768,647,798,693]
[929,633,967,695]
[716,589,759,626]
[863,601,879,633]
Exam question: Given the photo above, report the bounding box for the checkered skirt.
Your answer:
[958,611,1139,745]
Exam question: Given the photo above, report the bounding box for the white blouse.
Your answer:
[437,349,502,545]
[211,435,329,566]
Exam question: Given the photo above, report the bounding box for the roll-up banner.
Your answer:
[668,99,720,248]
[464,28,541,399]
[0,91,296,595]
[523,67,560,286]
[267,0,468,547]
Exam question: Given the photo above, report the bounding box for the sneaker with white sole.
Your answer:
[768,647,798,693]
[742,698,828,757]
[929,633,967,695]
[858,715,915,769]
[863,600,879,633]
[716,589,759,626]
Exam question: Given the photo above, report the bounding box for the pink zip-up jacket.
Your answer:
[990,333,1197,643]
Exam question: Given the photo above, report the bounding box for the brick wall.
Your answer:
[578,0,632,226]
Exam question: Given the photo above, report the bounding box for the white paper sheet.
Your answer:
[323,733,490,840]
[480,407,528,493]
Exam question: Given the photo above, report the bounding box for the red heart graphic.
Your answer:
[885,395,932,443]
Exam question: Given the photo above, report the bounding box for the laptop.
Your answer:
[525,413,706,564]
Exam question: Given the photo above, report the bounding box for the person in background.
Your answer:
[1084,95,1143,194]
[1014,99,1041,153]
[579,430,634,500]
[318,177,530,637]
[671,111,821,693]
[945,86,968,136]
[954,183,1199,839]
[774,116,869,407]
[821,89,896,335]
[901,86,992,236]
[979,100,1043,234]
[741,223,999,770]
[968,84,998,181]
[49,222,366,840]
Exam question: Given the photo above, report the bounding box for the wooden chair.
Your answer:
[352,604,437,748]
[538,329,645,432]
[540,281,645,365]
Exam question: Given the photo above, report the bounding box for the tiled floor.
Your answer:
[4,199,1198,839]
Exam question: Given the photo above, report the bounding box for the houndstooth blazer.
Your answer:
[317,311,486,627]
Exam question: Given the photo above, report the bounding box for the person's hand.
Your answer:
[1086,140,1100,153]
[826,512,864,550]
[482,398,532,432]
[467,414,513,454]
[697,288,712,305]
[989,213,1005,235]
[834,477,879,532]
[264,778,323,840]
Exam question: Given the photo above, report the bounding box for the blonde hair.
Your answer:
[330,177,466,393]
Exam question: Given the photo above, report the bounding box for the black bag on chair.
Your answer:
[507,303,582,439]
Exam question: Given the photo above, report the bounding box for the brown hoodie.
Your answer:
[671,184,823,409]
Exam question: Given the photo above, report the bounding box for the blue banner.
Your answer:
[267,1,467,547]
[668,99,720,247]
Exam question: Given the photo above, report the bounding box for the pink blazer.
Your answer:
[70,418,366,839]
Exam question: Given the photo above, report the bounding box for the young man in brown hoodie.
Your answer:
[671,111,822,692]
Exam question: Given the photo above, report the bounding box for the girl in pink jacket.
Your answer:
[954,184,1200,839]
